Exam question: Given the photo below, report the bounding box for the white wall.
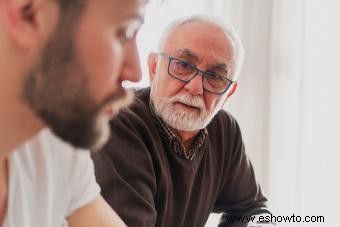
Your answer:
[289,1,339,226]
[265,1,340,227]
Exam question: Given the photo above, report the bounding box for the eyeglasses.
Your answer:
[159,53,233,95]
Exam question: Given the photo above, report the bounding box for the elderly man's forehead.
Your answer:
[165,22,231,49]
[162,22,234,67]
[175,20,224,35]
[163,21,229,48]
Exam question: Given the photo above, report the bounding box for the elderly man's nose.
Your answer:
[184,74,204,95]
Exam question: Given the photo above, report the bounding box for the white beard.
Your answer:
[151,81,225,131]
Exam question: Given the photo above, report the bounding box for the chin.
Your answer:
[90,113,111,151]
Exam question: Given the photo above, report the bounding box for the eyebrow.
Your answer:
[129,14,145,24]
[175,48,228,70]
[174,48,199,61]
[210,63,228,70]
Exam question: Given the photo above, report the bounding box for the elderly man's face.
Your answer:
[23,0,146,150]
[150,21,234,131]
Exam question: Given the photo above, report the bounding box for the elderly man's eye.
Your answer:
[206,72,220,79]
[177,61,191,69]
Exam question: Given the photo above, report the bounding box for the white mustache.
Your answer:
[169,94,205,110]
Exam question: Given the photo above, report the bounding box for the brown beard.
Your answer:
[21,7,127,150]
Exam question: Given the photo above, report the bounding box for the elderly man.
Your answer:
[92,15,273,227]
[0,0,147,226]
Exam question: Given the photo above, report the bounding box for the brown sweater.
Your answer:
[92,88,270,227]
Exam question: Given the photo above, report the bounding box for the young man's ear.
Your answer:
[147,52,158,82]
[1,0,59,49]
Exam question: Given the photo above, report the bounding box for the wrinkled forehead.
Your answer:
[163,21,234,64]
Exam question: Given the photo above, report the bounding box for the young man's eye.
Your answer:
[116,20,142,45]
[117,29,129,44]
[116,28,136,45]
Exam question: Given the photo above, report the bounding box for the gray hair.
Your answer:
[157,14,245,80]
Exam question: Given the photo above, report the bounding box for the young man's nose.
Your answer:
[120,41,142,83]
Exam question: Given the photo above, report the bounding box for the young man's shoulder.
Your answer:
[9,129,100,225]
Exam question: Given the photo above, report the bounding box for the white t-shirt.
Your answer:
[2,129,100,227]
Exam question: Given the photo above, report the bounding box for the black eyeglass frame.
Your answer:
[159,53,234,95]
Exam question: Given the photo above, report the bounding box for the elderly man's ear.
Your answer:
[0,0,59,50]
[147,52,159,82]
[221,82,237,106]
[227,82,237,98]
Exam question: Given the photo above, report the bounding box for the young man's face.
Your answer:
[23,0,146,150]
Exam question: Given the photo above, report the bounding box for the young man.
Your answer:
[92,15,274,227]
[0,0,147,226]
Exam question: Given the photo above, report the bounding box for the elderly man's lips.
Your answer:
[175,102,200,111]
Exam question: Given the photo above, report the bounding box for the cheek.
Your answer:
[204,94,221,111]
[156,74,185,98]
[76,27,123,100]
[153,64,186,98]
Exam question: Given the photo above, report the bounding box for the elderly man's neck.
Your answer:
[171,129,199,152]
[172,128,200,144]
